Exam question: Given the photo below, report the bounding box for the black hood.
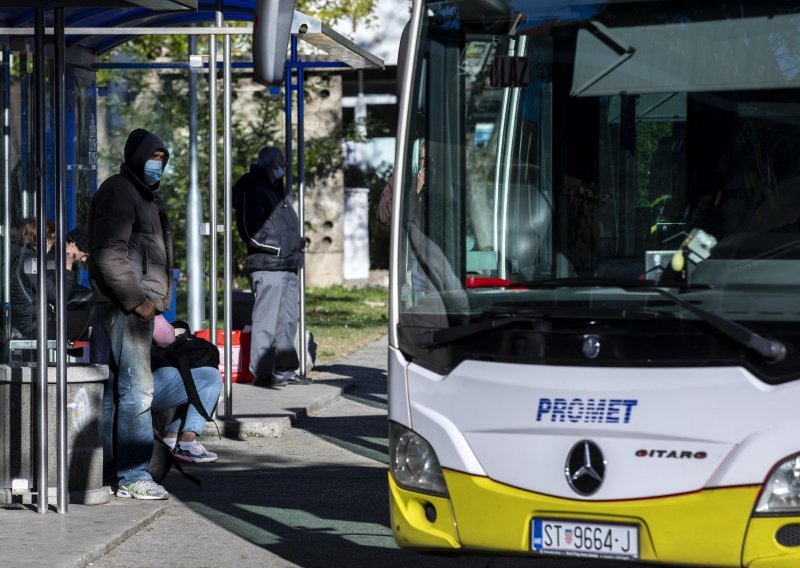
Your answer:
[122,128,169,186]
[249,163,270,182]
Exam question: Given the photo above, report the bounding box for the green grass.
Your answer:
[305,285,389,362]
[174,283,389,362]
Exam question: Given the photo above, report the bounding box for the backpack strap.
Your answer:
[172,349,215,423]
[153,432,202,486]
[170,320,192,335]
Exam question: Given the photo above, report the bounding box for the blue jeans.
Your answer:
[95,303,155,487]
[151,366,221,436]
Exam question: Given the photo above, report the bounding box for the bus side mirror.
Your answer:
[253,0,297,85]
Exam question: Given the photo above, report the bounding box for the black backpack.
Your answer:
[159,320,220,423]
[149,321,221,485]
[167,321,220,367]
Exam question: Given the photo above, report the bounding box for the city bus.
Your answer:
[387,1,800,565]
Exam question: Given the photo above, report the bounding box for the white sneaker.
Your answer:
[173,440,218,463]
[116,480,170,500]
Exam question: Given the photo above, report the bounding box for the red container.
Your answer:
[196,329,254,383]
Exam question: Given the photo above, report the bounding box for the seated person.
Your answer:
[10,218,91,341]
[745,174,800,233]
[151,315,221,463]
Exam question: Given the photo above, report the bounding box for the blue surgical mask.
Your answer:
[143,159,164,186]
[272,166,285,180]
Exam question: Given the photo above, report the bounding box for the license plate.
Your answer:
[532,518,639,560]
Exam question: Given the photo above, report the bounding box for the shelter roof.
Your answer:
[0,1,256,54]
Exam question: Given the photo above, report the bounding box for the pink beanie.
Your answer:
[153,315,175,347]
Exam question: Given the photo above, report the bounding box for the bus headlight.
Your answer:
[389,422,449,497]
[755,455,800,514]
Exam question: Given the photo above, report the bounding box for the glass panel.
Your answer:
[72,69,98,249]
[2,51,98,365]
[7,49,40,364]
[397,0,800,375]
[0,47,8,364]
[572,14,800,96]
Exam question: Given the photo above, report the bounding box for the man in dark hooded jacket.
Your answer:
[87,128,173,500]
[233,146,308,386]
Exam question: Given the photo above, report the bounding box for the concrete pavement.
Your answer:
[0,336,388,568]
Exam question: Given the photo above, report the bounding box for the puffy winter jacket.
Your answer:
[9,242,77,337]
[86,129,174,314]
[233,165,304,273]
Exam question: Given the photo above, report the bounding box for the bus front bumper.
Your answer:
[389,469,800,567]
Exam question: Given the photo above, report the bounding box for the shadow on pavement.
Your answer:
[315,363,388,410]
[161,355,636,568]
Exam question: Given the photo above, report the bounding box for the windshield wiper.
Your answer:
[415,281,785,361]
[626,287,786,363]
[414,278,692,348]
[416,314,541,349]
[415,302,672,349]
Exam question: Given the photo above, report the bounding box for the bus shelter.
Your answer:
[0,0,382,514]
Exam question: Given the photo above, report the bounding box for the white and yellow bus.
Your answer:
[387,1,800,566]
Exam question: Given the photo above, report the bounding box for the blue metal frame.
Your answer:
[92,60,349,70]
[283,35,348,376]
[283,35,348,186]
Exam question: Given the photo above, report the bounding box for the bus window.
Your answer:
[395,0,800,378]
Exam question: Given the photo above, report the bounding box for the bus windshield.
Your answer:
[396,0,800,378]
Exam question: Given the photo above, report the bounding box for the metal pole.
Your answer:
[285,47,292,210]
[21,52,29,222]
[54,7,68,515]
[222,29,233,417]
[284,45,294,370]
[34,7,48,514]
[208,11,219,349]
[2,51,11,363]
[295,39,307,378]
[187,32,204,332]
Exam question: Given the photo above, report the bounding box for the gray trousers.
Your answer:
[249,270,299,380]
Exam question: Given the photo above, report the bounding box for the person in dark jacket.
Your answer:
[87,128,173,501]
[233,145,308,386]
[378,140,430,302]
[10,219,88,340]
[377,140,427,226]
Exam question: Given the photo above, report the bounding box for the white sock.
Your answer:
[178,440,197,450]
[163,437,177,450]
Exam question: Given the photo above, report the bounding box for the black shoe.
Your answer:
[284,373,312,385]
[268,375,288,387]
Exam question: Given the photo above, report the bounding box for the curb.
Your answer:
[203,381,347,439]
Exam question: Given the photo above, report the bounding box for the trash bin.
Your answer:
[0,363,109,505]
[196,328,254,383]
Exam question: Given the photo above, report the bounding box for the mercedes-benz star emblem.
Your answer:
[565,440,606,496]
[582,335,601,359]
